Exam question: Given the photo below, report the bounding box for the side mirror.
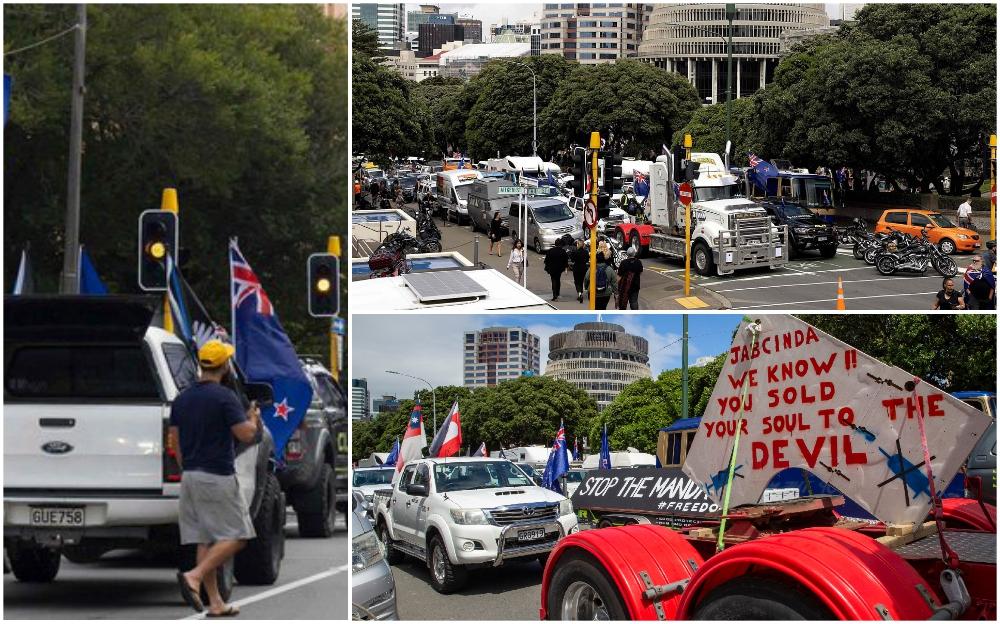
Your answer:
[244,382,274,407]
[407,482,428,497]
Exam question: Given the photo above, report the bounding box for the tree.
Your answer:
[798,314,996,392]
[410,78,467,157]
[351,19,381,59]
[672,96,764,167]
[539,60,700,157]
[352,53,424,167]
[4,5,347,357]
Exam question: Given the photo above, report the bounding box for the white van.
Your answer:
[508,198,583,253]
[436,169,483,224]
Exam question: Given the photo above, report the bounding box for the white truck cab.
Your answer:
[373,457,578,593]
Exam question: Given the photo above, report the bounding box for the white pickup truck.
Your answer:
[3,296,285,591]
[372,457,579,593]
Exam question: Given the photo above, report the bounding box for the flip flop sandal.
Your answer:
[206,605,240,618]
[176,571,204,612]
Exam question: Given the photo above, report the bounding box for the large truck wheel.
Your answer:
[427,534,468,594]
[179,545,234,603]
[376,521,404,565]
[7,542,61,583]
[693,242,716,276]
[545,550,628,620]
[692,576,832,620]
[297,464,336,538]
[234,472,285,585]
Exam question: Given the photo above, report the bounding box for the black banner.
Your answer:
[571,468,720,519]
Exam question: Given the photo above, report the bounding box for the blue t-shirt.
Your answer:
[170,381,247,476]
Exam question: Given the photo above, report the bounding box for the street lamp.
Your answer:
[513,61,537,157]
[385,370,437,435]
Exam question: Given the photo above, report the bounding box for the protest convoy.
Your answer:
[541,316,996,620]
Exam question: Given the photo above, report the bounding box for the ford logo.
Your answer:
[41,441,73,455]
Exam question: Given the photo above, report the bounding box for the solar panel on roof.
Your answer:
[403,271,488,303]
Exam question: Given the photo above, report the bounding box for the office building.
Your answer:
[438,42,531,79]
[457,18,484,43]
[352,3,405,50]
[546,322,651,410]
[351,378,370,421]
[463,327,542,388]
[540,3,653,64]
[637,3,829,102]
[384,49,442,82]
[372,394,401,416]
[418,23,466,56]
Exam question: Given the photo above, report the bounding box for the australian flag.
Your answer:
[747,152,779,196]
[541,422,570,495]
[230,239,312,462]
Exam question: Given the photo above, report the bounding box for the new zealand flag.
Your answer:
[747,152,779,196]
[230,239,312,461]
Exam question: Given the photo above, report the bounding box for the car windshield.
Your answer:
[695,184,741,202]
[399,177,417,189]
[566,471,586,483]
[455,185,473,202]
[778,203,815,218]
[930,213,957,228]
[434,461,534,492]
[517,463,539,476]
[532,202,574,223]
[352,468,395,487]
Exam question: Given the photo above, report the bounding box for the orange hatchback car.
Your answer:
[874,209,980,254]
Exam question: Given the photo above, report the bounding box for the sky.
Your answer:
[352,313,743,400]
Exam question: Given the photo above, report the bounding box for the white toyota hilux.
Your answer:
[372,457,578,593]
[3,296,285,592]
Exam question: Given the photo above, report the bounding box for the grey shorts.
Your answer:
[179,470,256,545]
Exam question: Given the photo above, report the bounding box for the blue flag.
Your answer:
[230,240,312,462]
[747,153,779,196]
[79,246,108,295]
[541,422,569,494]
[599,423,612,470]
[4,74,11,126]
[384,437,400,467]
[546,169,557,187]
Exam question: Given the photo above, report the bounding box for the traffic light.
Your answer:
[604,152,623,195]
[571,147,587,198]
[596,192,611,221]
[672,145,686,181]
[308,253,340,317]
[686,160,702,182]
[137,210,178,291]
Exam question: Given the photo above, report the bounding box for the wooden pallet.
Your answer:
[876,521,938,549]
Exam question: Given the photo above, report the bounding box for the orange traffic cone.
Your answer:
[835,276,847,310]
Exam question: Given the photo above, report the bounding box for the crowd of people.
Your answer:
[934,241,996,310]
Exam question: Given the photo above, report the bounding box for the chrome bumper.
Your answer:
[494,520,564,567]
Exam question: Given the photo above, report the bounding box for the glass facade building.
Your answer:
[463,327,542,388]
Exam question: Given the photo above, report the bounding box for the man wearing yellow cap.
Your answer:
[171,339,262,616]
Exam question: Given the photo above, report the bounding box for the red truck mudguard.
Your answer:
[540,524,703,620]
[615,222,652,247]
[677,527,941,620]
[940,497,996,531]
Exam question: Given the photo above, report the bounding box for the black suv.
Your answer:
[276,357,348,537]
[761,201,838,258]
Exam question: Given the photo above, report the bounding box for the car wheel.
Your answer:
[428,535,468,594]
[8,542,61,583]
[297,464,336,538]
[615,230,626,248]
[692,576,833,620]
[534,237,543,254]
[819,244,838,259]
[693,241,715,276]
[377,521,403,565]
[938,238,956,255]
[234,472,285,585]
[545,550,628,620]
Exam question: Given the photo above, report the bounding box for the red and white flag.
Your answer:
[429,401,462,458]
[472,442,487,457]
[396,405,427,474]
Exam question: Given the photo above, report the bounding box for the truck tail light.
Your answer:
[163,421,182,483]
[285,426,304,461]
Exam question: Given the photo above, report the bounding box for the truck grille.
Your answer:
[488,504,558,526]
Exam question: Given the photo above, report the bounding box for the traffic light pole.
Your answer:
[684,134,692,297]
[990,134,996,243]
[328,235,342,381]
[161,188,178,334]
[588,132,600,310]
[59,4,86,295]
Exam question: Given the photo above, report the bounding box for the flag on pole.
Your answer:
[599,423,612,470]
[12,247,34,295]
[497,445,507,460]
[166,253,194,353]
[472,441,487,457]
[230,239,312,461]
[396,405,428,473]
[541,421,569,494]
[429,401,462,458]
[79,246,108,295]
[384,437,400,467]
[573,436,580,461]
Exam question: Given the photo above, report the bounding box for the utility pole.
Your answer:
[328,235,343,382]
[681,315,689,421]
[726,3,735,151]
[60,4,86,294]
[990,134,996,243]
[588,132,600,310]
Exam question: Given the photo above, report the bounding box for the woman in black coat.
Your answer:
[488,211,504,256]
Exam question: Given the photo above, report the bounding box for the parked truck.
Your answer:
[372,457,579,593]
[613,152,788,276]
[541,315,996,620]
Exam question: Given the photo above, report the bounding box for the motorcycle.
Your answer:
[414,202,443,253]
[837,218,868,247]
[368,226,439,278]
[875,228,958,277]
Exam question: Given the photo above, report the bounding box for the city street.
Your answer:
[4,515,348,620]
[388,202,977,311]
[391,556,544,620]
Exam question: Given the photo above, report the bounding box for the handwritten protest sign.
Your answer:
[571,468,719,527]
[683,316,992,525]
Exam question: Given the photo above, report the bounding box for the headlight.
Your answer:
[352,530,384,572]
[559,499,574,517]
[958,234,969,240]
[450,508,488,525]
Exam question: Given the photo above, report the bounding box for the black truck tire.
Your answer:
[377,521,404,565]
[234,472,285,585]
[545,550,628,620]
[297,464,337,538]
[819,244,837,258]
[7,542,61,583]
[693,241,716,276]
[692,576,832,620]
[427,534,468,594]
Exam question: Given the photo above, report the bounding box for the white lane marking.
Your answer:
[715,275,940,293]
[182,564,350,619]
[736,291,938,309]
[695,264,875,285]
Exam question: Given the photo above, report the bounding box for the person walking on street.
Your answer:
[617,247,643,309]
[933,278,965,310]
[507,239,527,284]
[488,212,504,256]
[570,240,589,303]
[957,196,973,229]
[543,240,570,301]
[586,252,617,310]
[172,340,261,616]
